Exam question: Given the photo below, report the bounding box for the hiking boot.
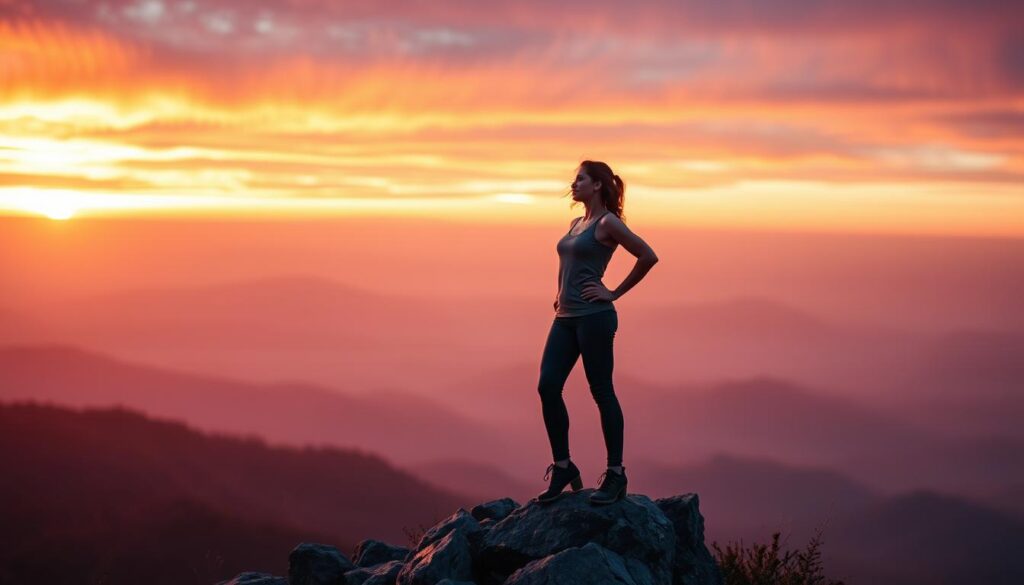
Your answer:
[536,461,584,504]
[589,467,628,505]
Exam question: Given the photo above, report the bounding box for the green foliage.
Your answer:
[712,530,844,585]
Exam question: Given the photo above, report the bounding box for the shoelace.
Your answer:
[544,463,555,481]
[596,469,624,489]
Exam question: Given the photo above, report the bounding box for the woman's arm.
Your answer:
[581,215,659,302]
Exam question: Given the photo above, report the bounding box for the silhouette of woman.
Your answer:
[537,160,659,505]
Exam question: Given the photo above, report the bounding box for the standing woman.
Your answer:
[537,160,659,505]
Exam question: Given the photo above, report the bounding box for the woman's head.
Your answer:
[570,160,625,220]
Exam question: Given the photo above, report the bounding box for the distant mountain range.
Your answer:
[4,401,1022,585]
[433,360,1024,496]
[0,274,934,394]
[639,454,1024,585]
[0,401,471,585]
[827,490,1024,584]
[0,344,512,469]
[409,459,538,503]
[890,328,1024,439]
[2,343,1020,499]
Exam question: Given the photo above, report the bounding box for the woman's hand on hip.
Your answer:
[581,281,617,302]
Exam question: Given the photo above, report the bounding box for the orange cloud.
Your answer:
[0,4,1021,235]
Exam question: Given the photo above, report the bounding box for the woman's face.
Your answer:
[571,169,600,202]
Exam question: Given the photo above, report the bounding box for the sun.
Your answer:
[1,189,79,220]
[42,205,76,220]
[29,195,78,220]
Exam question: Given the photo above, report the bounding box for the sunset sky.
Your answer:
[1,0,1022,235]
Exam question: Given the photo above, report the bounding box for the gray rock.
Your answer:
[363,560,405,585]
[397,529,474,585]
[504,542,645,585]
[217,572,287,585]
[654,494,723,585]
[345,566,374,585]
[289,542,356,585]
[414,508,484,553]
[470,498,520,523]
[353,539,411,568]
[435,580,477,585]
[346,561,405,585]
[477,490,675,584]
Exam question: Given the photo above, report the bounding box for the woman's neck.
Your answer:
[584,203,608,221]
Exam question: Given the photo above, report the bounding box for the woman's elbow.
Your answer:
[642,252,659,265]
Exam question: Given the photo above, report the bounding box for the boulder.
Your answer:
[398,529,475,585]
[350,560,405,585]
[476,490,675,584]
[654,494,723,585]
[353,539,411,568]
[470,498,520,523]
[414,508,484,553]
[231,490,723,585]
[289,542,356,585]
[504,542,646,585]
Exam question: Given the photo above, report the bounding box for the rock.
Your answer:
[233,491,721,585]
[346,560,406,585]
[397,529,474,585]
[353,539,411,568]
[654,494,723,585]
[476,490,675,584]
[217,572,287,585]
[504,542,645,585]
[289,542,356,585]
[470,498,519,523]
[345,567,374,585]
[357,560,405,585]
[414,508,484,553]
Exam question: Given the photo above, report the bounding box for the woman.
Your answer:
[537,160,659,505]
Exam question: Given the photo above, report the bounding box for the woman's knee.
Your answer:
[588,380,617,403]
[538,377,564,401]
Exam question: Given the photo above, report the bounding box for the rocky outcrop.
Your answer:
[288,543,356,585]
[504,542,642,585]
[475,491,675,585]
[353,540,411,568]
[655,494,720,585]
[218,490,721,585]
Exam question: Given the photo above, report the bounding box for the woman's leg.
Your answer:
[538,318,581,462]
[577,310,624,467]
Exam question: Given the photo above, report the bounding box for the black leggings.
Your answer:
[537,309,624,467]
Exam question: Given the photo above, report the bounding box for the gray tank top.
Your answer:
[555,211,617,317]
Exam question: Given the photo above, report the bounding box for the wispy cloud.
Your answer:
[0,0,1021,234]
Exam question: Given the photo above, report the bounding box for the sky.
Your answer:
[1,0,1022,235]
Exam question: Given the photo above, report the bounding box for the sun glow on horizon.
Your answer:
[1,6,1020,236]
[3,189,79,220]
